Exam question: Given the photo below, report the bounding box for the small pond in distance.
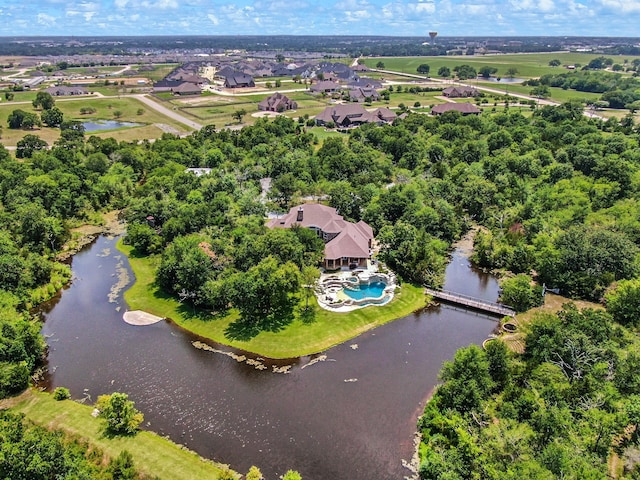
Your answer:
[82,120,144,131]
[482,77,525,83]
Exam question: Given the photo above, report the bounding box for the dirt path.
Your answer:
[133,94,203,130]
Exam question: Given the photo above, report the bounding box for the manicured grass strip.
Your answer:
[8,390,232,480]
[118,241,428,358]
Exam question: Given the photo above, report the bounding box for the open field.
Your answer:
[3,390,233,480]
[365,52,640,78]
[118,241,428,359]
[0,96,190,146]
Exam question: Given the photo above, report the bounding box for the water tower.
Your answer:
[429,31,438,45]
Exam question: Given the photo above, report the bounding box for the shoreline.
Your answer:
[117,237,429,359]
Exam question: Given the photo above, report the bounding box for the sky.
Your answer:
[0,0,639,38]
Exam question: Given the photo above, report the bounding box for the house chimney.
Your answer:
[296,207,304,222]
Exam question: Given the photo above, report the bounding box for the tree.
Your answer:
[437,345,493,412]
[232,108,246,124]
[4,91,14,101]
[605,278,640,327]
[626,100,640,114]
[32,91,55,110]
[7,109,26,129]
[505,67,519,78]
[549,59,561,67]
[479,66,498,78]
[20,112,41,130]
[108,450,138,480]
[376,61,385,69]
[530,85,551,99]
[113,110,123,119]
[41,106,64,127]
[227,256,301,330]
[499,274,543,313]
[437,66,451,78]
[15,134,48,159]
[95,392,144,436]
[454,64,477,80]
[417,64,430,75]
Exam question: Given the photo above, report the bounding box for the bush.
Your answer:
[53,386,71,400]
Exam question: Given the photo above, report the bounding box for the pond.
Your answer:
[482,77,525,83]
[39,236,501,480]
[81,120,144,131]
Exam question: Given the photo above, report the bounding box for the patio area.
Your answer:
[316,261,397,312]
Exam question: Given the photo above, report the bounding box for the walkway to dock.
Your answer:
[425,287,516,317]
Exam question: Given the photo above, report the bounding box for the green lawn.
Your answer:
[0,96,189,147]
[8,390,235,480]
[118,241,428,359]
[365,53,640,79]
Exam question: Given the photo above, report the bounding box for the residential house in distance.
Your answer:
[258,92,298,112]
[224,72,255,88]
[268,204,374,270]
[442,86,479,98]
[315,104,396,127]
[310,80,341,94]
[172,82,202,95]
[431,102,482,115]
[45,85,88,96]
[348,86,380,103]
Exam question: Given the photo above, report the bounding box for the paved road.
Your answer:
[133,94,203,130]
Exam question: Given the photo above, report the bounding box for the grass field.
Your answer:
[365,52,640,79]
[118,241,429,359]
[5,390,234,480]
[0,96,190,146]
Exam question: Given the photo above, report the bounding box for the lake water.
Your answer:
[39,236,500,480]
[82,120,144,131]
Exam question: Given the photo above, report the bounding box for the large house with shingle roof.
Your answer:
[442,86,479,98]
[431,102,482,115]
[258,92,298,112]
[267,204,374,270]
[315,104,397,127]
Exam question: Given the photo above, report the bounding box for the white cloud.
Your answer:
[37,13,56,25]
[539,0,555,11]
[207,13,220,25]
[599,0,640,12]
[344,9,371,21]
[409,1,435,13]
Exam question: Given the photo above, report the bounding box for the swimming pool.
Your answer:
[344,281,387,300]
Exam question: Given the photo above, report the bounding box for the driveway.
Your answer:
[133,94,203,130]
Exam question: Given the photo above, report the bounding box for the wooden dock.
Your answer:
[425,287,516,317]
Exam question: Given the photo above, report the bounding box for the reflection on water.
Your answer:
[82,120,144,131]
[40,236,500,480]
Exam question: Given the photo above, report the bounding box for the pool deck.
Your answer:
[316,267,396,312]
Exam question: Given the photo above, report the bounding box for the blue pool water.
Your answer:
[344,281,386,300]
